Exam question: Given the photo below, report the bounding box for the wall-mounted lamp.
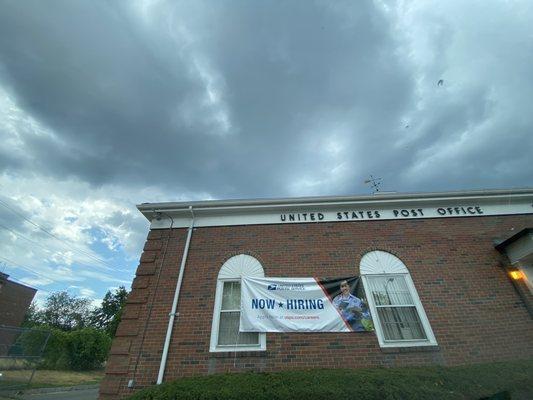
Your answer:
[508,268,525,281]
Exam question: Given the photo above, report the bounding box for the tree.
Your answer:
[18,289,121,370]
[67,328,112,370]
[90,286,128,337]
[38,291,92,331]
[22,301,40,328]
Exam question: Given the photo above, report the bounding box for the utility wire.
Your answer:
[0,220,130,274]
[0,222,124,274]
[2,270,51,294]
[0,198,127,271]
[0,197,119,268]
[0,221,53,255]
[0,255,55,283]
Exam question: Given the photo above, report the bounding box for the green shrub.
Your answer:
[40,328,70,370]
[67,328,111,370]
[15,326,110,370]
[127,360,533,400]
[9,328,50,358]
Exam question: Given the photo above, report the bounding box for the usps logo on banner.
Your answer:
[240,276,374,332]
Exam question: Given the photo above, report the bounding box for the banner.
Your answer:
[240,276,374,332]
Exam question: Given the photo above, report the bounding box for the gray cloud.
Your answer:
[0,0,532,202]
[0,0,413,199]
[1,0,533,301]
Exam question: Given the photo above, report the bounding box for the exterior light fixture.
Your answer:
[508,269,525,281]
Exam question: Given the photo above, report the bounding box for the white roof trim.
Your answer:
[138,188,533,229]
[139,188,533,212]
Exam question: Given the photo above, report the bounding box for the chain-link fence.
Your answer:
[0,325,50,391]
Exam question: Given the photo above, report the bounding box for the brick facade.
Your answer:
[0,273,37,356]
[0,273,36,328]
[99,215,533,399]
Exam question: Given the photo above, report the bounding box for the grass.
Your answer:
[128,359,533,400]
[0,369,104,389]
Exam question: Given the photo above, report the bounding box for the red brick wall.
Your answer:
[0,276,37,356]
[99,215,533,399]
[0,275,36,329]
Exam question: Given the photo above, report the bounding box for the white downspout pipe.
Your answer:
[157,206,194,384]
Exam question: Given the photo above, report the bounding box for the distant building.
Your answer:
[99,188,533,400]
[0,272,37,355]
[0,272,36,328]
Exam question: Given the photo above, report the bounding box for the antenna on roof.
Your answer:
[364,175,382,194]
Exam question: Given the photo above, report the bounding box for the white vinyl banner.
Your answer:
[240,277,374,332]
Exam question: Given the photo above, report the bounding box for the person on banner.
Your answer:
[333,280,372,331]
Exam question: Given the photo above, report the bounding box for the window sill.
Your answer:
[380,345,440,354]
[210,350,269,358]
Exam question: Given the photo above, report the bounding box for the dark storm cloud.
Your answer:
[0,0,415,198]
[0,0,532,199]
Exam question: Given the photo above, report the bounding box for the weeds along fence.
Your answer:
[0,325,50,391]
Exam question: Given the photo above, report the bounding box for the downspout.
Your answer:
[157,205,195,384]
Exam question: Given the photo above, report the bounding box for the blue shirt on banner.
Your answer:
[332,293,370,331]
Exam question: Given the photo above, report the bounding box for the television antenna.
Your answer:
[364,175,382,193]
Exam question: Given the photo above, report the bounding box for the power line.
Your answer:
[0,221,53,255]
[0,222,122,274]
[0,255,55,284]
[0,198,127,272]
[1,257,109,302]
[0,197,120,269]
[2,269,51,294]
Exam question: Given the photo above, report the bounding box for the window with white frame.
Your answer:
[360,251,437,347]
[209,254,266,352]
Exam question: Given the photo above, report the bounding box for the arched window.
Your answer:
[209,254,267,352]
[360,251,437,348]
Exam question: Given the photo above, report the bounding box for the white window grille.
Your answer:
[209,254,266,352]
[360,251,437,348]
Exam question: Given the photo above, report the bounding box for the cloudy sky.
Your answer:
[0,0,532,306]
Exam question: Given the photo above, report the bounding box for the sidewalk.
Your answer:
[0,384,99,400]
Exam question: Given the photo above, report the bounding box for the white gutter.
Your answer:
[156,206,194,385]
[137,188,533,222]
[138,188,533,214]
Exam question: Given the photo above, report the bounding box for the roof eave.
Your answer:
[137,187,533,221]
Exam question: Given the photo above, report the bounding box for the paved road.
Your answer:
[0,387,100,400]
[21,387,99,400]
